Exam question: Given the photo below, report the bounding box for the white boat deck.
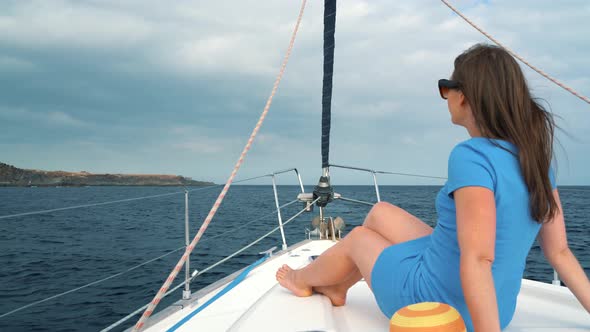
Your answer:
[141,240,589,332]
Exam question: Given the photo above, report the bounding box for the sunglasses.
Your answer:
[438,79,461,100]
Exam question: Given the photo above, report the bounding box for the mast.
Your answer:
[313,0,336,226]
[321,0,336,171]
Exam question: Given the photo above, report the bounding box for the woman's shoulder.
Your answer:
[451,137,517,158]
[446,138,499,194]
[449,137,491,160]
[446,138,520,195]
[448,137,518,175]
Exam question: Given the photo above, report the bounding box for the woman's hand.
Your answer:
[538,189,590,313]
[455,186,501,332]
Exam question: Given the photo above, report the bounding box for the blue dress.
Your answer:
[371,137,556,332]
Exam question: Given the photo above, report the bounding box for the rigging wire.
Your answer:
[232,173,282,183]
[0,185,217,221]
[0,199,300,320]
[189,198,316,278]
[0,190,189,221]
[101,197,318,332]
[375,170,447,180]
[0,246,185,320]
[440,0,590,105]
[338,196,375,207]
[0,173,289,221]
[330,163,447,180]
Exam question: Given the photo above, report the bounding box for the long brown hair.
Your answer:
[452,44,558,223]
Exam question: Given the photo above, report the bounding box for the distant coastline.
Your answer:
[0,162,214,187]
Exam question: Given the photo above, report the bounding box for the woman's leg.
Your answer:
[276,226,391,297]
[277,202,434,304]
[313,269,362,305]
[299,202,433,305]
[363,201,433,243]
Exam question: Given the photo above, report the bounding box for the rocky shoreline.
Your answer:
[0,162,214,187]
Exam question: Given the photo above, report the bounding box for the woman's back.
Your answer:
[419,137,555,330]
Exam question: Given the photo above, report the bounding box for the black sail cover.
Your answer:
[322,0,336,169]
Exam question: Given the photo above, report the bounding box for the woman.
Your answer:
[276,44,590,331]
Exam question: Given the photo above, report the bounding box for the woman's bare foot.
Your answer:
[276,265,312,297]
[313,284,347,306]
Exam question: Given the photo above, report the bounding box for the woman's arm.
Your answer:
[538,189,590,312]
[455,186,501,332]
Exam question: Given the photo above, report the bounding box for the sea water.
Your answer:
[0,185,588,331]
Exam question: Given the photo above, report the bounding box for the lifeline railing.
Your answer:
[0,169,306,321]
[329,163,447,203]
[101,196,320,332]
[0,185,220,320]
[0,185,219,221]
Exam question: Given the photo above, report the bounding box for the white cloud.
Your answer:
[0,107,87,127]
[335,100,403,118]
[402,136,418,146]
[338,1,371,20]
[46,111,86,127]
[0,56,36,71]
[166,125,242,155]
[173,141,224,154]
[0,0,152,49]
[168,33,278,75]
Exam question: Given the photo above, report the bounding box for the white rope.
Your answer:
[101,198,318,332]
[440,0,590,105]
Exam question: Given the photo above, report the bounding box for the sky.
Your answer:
[1,0,589,186]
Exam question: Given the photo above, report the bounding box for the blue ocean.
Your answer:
[0,185,588,331]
